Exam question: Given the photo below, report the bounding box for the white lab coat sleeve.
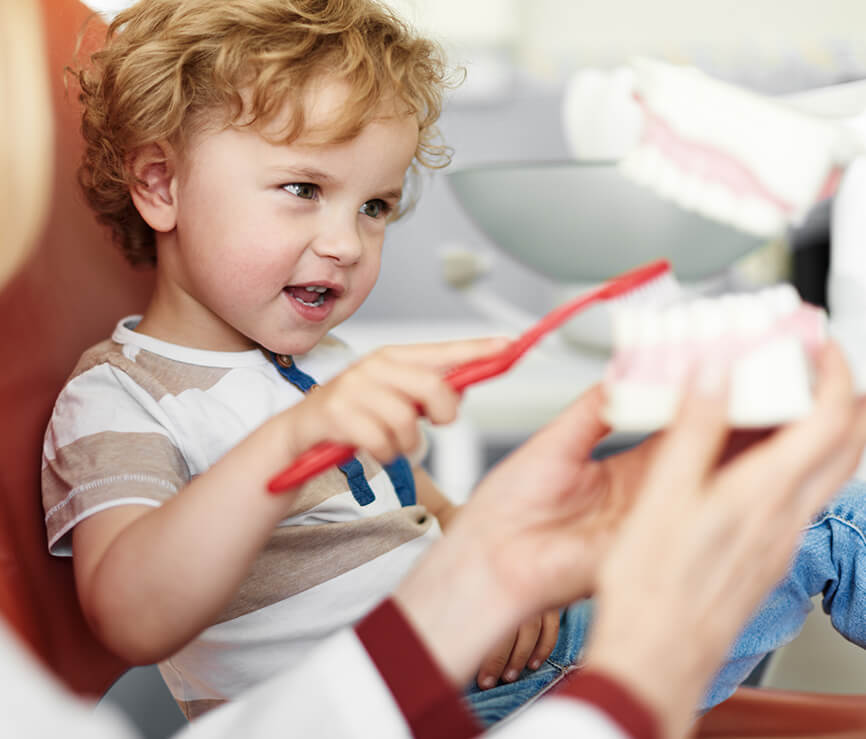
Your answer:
[0,620,137,739]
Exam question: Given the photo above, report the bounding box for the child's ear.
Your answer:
[128,142,178,233]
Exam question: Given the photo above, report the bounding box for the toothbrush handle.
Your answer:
[267,441,356,493]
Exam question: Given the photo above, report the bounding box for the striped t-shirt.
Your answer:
[41,316,439,718]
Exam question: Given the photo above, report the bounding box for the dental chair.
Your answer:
[694,689,866,738]
[1,1,864,737]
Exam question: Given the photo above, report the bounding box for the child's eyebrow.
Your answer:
[377,187,403,202]
[269,165,335,183]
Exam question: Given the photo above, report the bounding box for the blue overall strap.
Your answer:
[268,352,415,507]
[383,456,416,507]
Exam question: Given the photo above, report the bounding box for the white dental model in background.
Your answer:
[563,57,866,240]
[564,58,866,440]
[603,284,827,431]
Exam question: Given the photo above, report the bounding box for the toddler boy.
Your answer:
[43,0,564,723]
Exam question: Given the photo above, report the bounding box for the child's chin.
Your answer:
[264,332,326,358]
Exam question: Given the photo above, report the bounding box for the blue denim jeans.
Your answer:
[464,479,866,727]
[700,477,866,709]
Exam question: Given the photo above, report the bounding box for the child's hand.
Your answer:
[476,609,560,689]
[284,338,508,465]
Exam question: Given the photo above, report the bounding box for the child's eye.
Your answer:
[282,183,319,200]
[359,199,390,219]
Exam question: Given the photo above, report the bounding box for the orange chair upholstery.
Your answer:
[695,686,866,738]
[0,0,151,697]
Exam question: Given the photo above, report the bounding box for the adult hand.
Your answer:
[394,381,651,684]
[584,340,866,738]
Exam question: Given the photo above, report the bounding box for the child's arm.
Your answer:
[71,338,506,665]
[413,468,460,528]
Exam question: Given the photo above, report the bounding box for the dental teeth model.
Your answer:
[603,284,827,431]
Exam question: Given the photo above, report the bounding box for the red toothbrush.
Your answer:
[267,258,678,493]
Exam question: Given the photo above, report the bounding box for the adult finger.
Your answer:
[788,396,866,520]
[524,383,612,464]
[638,360,731,505]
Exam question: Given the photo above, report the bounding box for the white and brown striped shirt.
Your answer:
[42,317,438,718]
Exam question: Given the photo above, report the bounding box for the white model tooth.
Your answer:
[696,180,737,226]
[688,298,726,340]
[634,308,662,347]
[731,293,769,335]
[735,196,786,239]
[655,157,687,204]
[619,150,647,185]
[612,306,639,349]
[661,305,687,344]
[718,294,740,333]
[764,283,800,317]
[633,145,663,185]
[676,171,705,212]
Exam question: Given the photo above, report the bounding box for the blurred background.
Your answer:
[78,0,866,735]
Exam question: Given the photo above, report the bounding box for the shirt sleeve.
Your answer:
[41,362,188,555]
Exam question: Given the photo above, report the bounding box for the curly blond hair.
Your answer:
[76,0,453,267]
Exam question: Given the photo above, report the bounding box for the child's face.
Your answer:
[151,79,419,355]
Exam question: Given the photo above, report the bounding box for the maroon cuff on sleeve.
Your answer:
[554,669,660,739]
[355,598,482,739]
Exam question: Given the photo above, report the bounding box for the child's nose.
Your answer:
[310,218,363,265]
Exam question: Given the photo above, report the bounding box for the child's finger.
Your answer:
[501,618,543,683]
[477,633,518,690]
[345,383,423,454]
[359,359,461,425]
[376,337,511,374]
[340,412,401,463]
[528,609,561,671]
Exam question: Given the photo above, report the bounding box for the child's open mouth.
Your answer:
[285,285,330,308]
